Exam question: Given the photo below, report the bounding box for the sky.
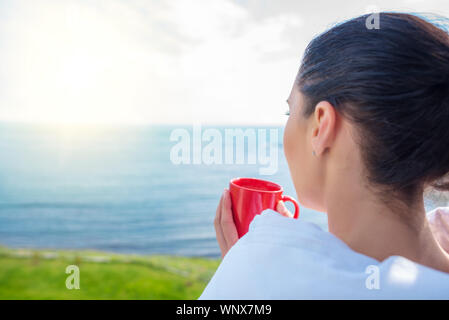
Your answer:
[0,0,449,125]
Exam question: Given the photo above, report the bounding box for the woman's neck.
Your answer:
[325,182,449,274]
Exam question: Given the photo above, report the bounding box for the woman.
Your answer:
[199,12,449,299]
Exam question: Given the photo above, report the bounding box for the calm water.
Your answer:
[0,122,325,257]
[0,123,443,257]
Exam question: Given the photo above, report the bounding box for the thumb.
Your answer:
[276,200,293,218]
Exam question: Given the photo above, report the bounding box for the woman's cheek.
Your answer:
[283,117,295,165]
[284,117,303,179]
[284,116,313,206]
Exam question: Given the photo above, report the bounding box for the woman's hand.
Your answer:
[214,189,238,259]
[214,188,294,258]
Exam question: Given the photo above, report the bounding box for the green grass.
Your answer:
[0,246,220,299]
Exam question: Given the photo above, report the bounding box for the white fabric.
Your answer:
[199,207,449,299]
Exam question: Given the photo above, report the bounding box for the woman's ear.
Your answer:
[311,101,337,156]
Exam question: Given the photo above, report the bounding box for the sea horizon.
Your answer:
[0,122,446,257]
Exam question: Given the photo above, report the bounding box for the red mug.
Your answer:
[229,177,300,238]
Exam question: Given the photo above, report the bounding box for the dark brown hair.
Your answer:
[296,13,449,208]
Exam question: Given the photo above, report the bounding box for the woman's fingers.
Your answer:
[220,189,238,251]
[276,200,294,218]
[214,188,238,258]
[214,192,227,256]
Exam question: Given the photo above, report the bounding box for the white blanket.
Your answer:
[199,207,449,299]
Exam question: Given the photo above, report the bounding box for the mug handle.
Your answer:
[280,195,300,219]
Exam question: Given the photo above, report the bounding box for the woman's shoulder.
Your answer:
[239,210,377,266]
[237,210,357,259]
[199,210,378,299]
[199,208,449,299]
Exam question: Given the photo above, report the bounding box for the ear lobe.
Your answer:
[312,101,337,155]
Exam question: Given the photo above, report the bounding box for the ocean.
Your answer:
[0,122,443,257]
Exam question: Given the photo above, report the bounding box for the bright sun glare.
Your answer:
[2,0,305,126]
[7,2,150,125]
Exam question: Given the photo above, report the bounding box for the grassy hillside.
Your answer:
[0,246,220,299]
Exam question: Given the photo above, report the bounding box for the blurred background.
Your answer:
[0,0,448,299]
